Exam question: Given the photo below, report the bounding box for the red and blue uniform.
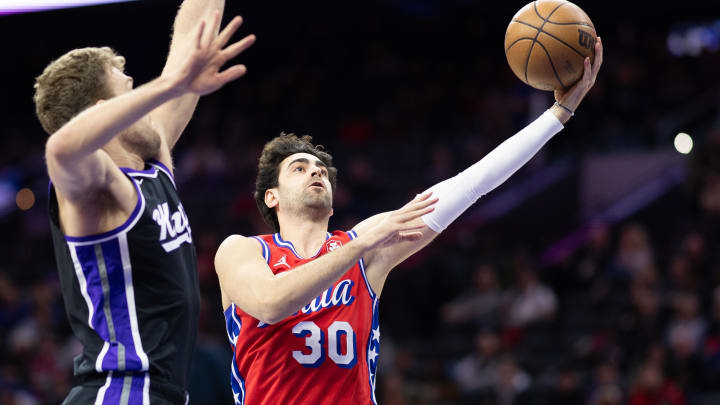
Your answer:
[223,230,380,405]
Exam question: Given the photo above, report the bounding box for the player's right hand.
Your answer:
[168,10,255,97]
[361,192,438,250]
[554,36,603,113]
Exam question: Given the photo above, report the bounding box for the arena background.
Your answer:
[1,0,720,404]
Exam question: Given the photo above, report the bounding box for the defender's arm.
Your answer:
[150,0,254,157]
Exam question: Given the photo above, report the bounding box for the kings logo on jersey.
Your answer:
[152,202,192,252]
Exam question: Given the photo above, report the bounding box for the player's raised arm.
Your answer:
[215,194,437,324]
[151,0,255,153]
[355,37,604,296]
[44,13,252,201]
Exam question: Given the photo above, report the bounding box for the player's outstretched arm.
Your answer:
[150,0,254,153]
[356,38,604,296]
[46,12,253,201]
[215,194,437,324]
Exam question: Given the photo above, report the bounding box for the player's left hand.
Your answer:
[168,10,256,97]
[554,36,603,112]
[359,192,438,250]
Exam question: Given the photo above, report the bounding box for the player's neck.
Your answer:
[104,140,145,170]
[277,217,329,258]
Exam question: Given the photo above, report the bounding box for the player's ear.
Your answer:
[264,188,278,209]
[329,208,333,217]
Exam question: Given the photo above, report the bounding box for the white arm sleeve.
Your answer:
[421,110,564,232]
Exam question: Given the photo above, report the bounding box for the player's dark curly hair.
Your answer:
[254,133,337,232]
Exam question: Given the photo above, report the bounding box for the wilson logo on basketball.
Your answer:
[578,30,595,50]
[326,239,343,252]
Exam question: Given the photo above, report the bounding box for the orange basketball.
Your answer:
[505,0,597,91]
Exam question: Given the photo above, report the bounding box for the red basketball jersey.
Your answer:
[223,230,380,405]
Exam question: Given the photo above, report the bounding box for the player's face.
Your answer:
[106,66,134,96]
[276,152,333,213]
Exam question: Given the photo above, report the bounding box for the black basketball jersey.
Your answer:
[48,159,200,398]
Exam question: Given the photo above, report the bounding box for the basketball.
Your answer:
[505,0,597,91]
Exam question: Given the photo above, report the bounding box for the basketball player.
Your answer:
[33,1,254,403]
[215,39,603,404]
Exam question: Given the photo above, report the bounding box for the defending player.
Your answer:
[215,38,603,405]
[33,1,254,403]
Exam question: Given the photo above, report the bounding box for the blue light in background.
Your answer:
[667,20,720,57]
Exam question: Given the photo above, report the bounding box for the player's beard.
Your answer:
[301,187,331,210]
[299,187,332,220]
[119,119,162,161]
[281,186,332,223]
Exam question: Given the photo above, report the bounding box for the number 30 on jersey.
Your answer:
[292,321,357,368]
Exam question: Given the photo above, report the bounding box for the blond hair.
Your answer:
[33,47,125,134]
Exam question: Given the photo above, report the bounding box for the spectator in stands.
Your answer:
[629,361,686,405]
[587,362,625,405]
[612,223,655,280]
[502,265,557,328]
[450,328,503,402]
[441,263,502,327]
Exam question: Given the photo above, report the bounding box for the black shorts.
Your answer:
[62,372,188,405]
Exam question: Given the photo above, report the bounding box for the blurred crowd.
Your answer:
[1,2,720,404]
